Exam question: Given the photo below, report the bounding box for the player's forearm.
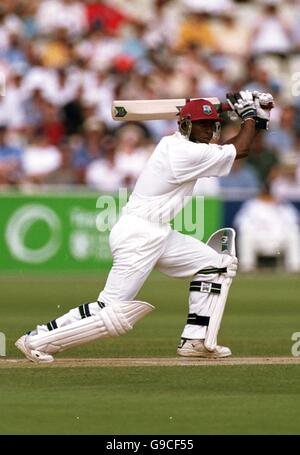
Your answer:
[223,119,256,159]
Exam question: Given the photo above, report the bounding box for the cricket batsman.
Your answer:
[16,90,274,363]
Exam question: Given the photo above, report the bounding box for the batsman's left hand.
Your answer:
[226,90,257,121]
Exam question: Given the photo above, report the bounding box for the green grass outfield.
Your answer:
[0,272,300,434]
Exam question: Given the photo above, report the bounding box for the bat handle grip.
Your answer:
[219,100,274,113]
[219,102,232,112]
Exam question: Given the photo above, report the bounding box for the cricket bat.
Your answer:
[112,98,232,121]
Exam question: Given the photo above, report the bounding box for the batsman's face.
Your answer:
[190,120,216,144]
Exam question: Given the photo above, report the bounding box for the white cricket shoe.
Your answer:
[15,335,54,364]
[177,338,232,358]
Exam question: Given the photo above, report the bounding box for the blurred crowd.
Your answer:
[0,0,300,200]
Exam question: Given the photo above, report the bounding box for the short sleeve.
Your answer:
[169,141,236,182]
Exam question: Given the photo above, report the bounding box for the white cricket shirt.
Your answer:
[123,132,236,224]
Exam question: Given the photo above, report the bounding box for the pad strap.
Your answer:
[78,303,91,319]
[196,266,227,275]
[46,320,58,331]
[186,313,210,326]
[189,281,222,294]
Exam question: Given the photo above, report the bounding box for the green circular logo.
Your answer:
[5,204,62,263]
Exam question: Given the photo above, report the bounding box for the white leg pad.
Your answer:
[204,272,232,351]
[181,229,237,350]
[27,301,154,354]
[204,228,237,351]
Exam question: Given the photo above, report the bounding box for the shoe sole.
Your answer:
[15,336,54,364]
[177,348,232,359]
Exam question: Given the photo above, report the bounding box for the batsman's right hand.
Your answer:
[252,91,275,130]
[252,91,275,110]
[226,91,257,121]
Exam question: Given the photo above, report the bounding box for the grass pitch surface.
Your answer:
[0,272,300,434]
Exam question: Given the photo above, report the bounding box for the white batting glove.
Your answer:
[226,90,257,121]
[253,91,275,109]
[223,255,238,278]
[252,91,275,129]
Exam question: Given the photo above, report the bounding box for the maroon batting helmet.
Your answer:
[178,99,221,140]
[179,99,221,122]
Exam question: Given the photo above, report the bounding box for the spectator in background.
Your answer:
[72,117,108,184]
[0,124,23,185]
[75,21,123,72]
[212,7,250,58]
[246,133,279,185]
[84,0,128,35]
[22,88,48,134]
[249,0,293,58]
[219,158,261,196]
[234,183,300,272]
[114,69,153,101]
[176,11,218,53]
[39,27,73,69]
[0,31,29,69]
[36,0,87,38]
[144,0,181,50]
[265,105,298,158]
[80,67,116,126]
[270,152,300,200]
[44,66,81,108]
[85,138,123,192]
[0,7,11,51]
[20,51,55,99]
[16,0,39,39]
[219,123,261,195]
[114,124,151,189]
[42,100,65,146]
[0,67,27,130]
[0,2,24,41]
[243,61,281,96]
[22,128,62,185]
[176,43,210,81]
[61,84,86,136]
[44,139,74,185]
[199,55,231,101]
[22,129,62,185]
[121,22,150,73]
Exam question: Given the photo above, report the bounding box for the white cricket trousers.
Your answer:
[99,215,224,339]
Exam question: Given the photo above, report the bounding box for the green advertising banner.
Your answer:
[0,192,222,272]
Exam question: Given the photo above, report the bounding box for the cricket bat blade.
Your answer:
[112,98,231,121]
